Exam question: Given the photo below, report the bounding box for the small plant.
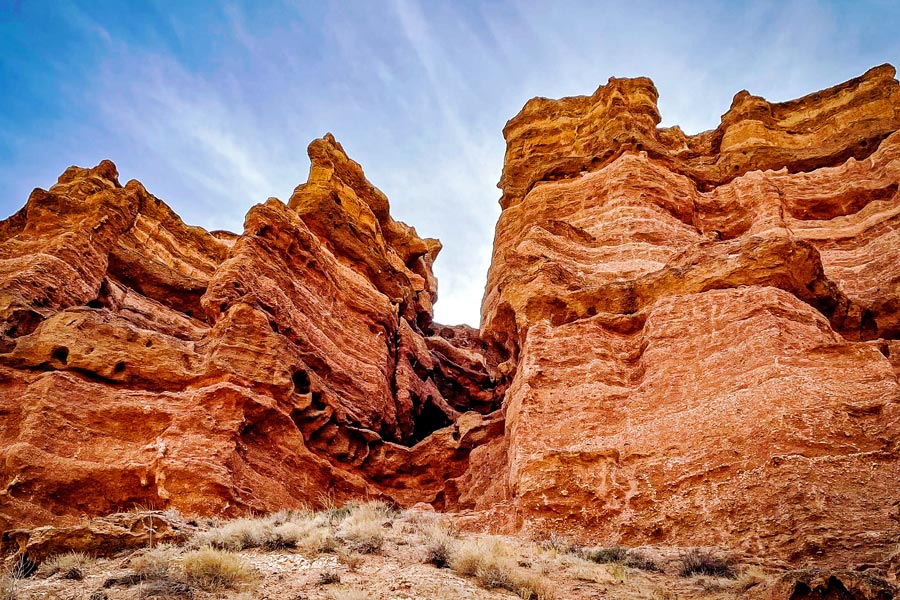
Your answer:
[180,546,255,591]
[336,502,388,554]
[539,533,574,555]
[736,565,769,591]
[678,548,735,578]
[130,545,177,580]
[583,546,627,564]
[318,568,341,585]
[422,525,455,568]
[337,548,364,572]
[0,575,15,600]
[624,551,660,572]
[38,551,91,580]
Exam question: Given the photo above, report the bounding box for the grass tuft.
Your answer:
[38,551,91,580]
[582,546,627,564]
[180,546,255,591]
[421,524,454,568]
[678,548,735,578]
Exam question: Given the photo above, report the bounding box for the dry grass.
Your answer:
[180,546,256,591]
[679,548,736,578]
[193,510,340,555]
[736,565,769,591]
[130,544,178,580]
[421,524,455,568]
[450,536,554,599]
[538,533,574,555]
[37,551,91,580]
[0,574,16,600]
[336,548,364,572]
[336,501,391,554]
[318,567,342,585]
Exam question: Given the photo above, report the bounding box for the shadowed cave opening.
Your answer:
[292,370,311,395]
[410,396,452,445]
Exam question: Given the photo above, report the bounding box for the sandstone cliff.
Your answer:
[0,135,502,531]
[474,64,900,567]
[1,66,899,572]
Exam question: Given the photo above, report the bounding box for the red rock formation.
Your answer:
[0,136,501,532]
[2,65,900,573]
[474,65,900,567]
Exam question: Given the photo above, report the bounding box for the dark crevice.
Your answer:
[410,397,453,445]
[292,370,310,395]
[51,346,69,365]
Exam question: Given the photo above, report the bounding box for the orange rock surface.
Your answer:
[476,65,900,566]
[0,136,501,531]
[2,65,900,572]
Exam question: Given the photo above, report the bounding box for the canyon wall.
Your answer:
[475,64,900,565]
[2,66,900,569]
[0,135,502,531]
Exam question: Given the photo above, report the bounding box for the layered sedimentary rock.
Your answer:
[2,65,900,574]
[474,65,900,566]
[0,135,501,531]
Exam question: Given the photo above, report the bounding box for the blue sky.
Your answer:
[1,1,899,326]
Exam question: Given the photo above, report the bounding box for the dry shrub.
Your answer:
[421,525,454,568]
[624,551,660,572]
[38,551,91,580]
[450,537,553,599]
[130,544,178,580]
[193,517,273,550]
[582,546,627,564]
[0,574,15,600]
[180,546,255,591]
[679,548,735,578]
[298,525,337,554]
[736,565,769,591]
[337,548,364,572]
[194,512,337,553]
[539,533,574,555]
[318,568,341,585]
[336,502,390,554]
[513,571,557,600]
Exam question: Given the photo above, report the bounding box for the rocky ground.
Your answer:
[2,505,897,600]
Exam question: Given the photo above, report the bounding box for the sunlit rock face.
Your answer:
[2,64,900,571]
[0,135,503,531]
[476,64,900,565]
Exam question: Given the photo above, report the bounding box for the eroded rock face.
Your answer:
[0,136,501,531]
[476,65,900,566]
[2,66,900,572]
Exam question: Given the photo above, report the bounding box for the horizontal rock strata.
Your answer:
[0,135,502,531]
[475,65,900,567]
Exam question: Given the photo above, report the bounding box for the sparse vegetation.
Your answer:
[0,504,763,600]
[318,567,342,585]
[129,544,177,580]
[623,550,660,572]
[180,546,255,591]
[38,551,91,580]
[0,574,16,600]
[335,501,391,554]
[538,533,574,555]
[678,548,736,578]
[582,545,627,564]
[422,524,454,568]
[449,536,554,599]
